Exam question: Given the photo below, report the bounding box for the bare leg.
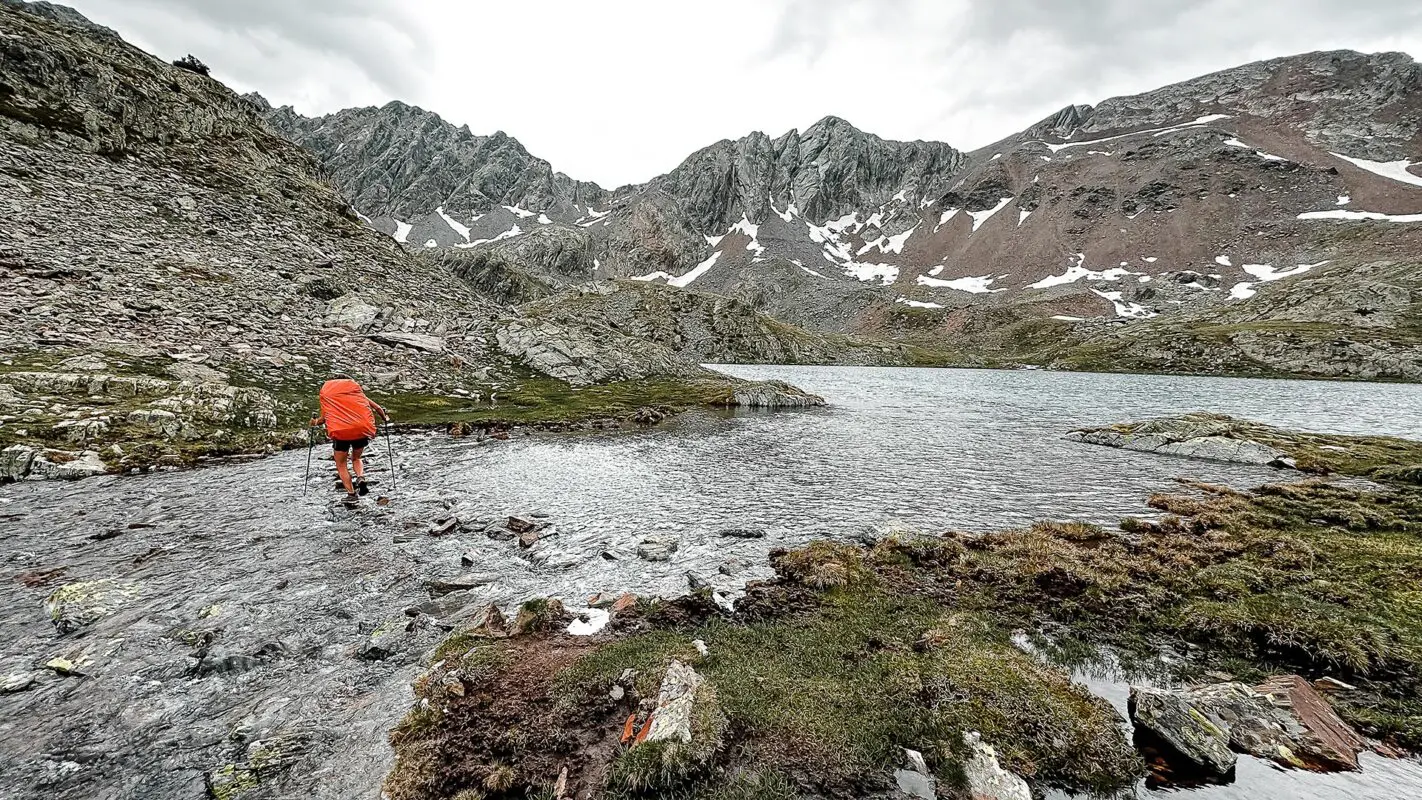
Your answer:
[351,447,365,481]
[333,450,355,494]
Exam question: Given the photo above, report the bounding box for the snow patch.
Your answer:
[568,609,611,636]
[896,298,945,309]
[536,213,552,225]
[990,153,1002,160]
[858,224,920,256]
[917,274,1005,294]
[1330,154,1422,188]
[1241,261,1329,282]
[423,239,438,249]
[393,220,412,244]
[1336,195,1351,206]
[935,208,960,233]
[1037,114,1232,153]
[669,251,721,288]
[1029,254,1140,289]
[1142,257,1158,263]
[1214,255,1233,267]
[892,189,908,203]
[928,265,944,277]
[1051,315,1085,322]
[729,215,766,257]
[1230,282,1257,300]
[503,205,536,219]
[968,198,1013,232]
[460,224,524,248]
[1092,289,1155,318]
[631,271,675,282]
[1297,209,1422,223]
[843,263,899,285]
[1018,209,1032,226]
[436,207,470,241]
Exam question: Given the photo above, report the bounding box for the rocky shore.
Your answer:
[369,417,1422,799]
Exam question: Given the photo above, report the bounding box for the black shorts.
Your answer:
[332,437,369,453]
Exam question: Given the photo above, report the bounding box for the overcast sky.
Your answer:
[66,0,1422,189]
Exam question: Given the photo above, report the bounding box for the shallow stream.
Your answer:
[2,366,1420,799]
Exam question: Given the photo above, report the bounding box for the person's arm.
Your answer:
[310,412,324,427]
[369,401,390,422]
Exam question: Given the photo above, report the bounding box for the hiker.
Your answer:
[311,375,390,503]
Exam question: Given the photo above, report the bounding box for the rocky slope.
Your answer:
[265,50,1422,380]
[0,1,817,480]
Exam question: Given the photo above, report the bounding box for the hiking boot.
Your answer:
[356,477,369,496]
[343,492,359,506]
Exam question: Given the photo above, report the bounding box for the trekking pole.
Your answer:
[302,423,315,496]
[383,418,396,493]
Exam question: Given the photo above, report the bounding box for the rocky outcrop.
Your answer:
[257,99,608,221]
[511,282,940,367]
[1129,687,1237,778]
[1129,677,1368,777]
[1068,413,1297,467]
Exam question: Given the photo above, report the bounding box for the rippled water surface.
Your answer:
[2,366,1420,799]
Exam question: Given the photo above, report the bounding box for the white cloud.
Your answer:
[65,0,1422,188]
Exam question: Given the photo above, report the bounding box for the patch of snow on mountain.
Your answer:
[934,209,960,233]
[1052,315,1085,322]
[1331,154,1422,188]
[423,239,438,248]
[1142,257,1158,263]
[537,213,552,225]
[928,266,944,277]
[1337,195,1351,206]
[1092,289,1155,318]
[1298,209,1422,223]
[774,203,800,223]
[843,262,899,285]
[917,274,1005,294]
[729,216,765,257]
[800,265,827,278]
[990,153,1002,160]
[1087,150,1112,156]
[503,205,536,219]
[968,198,1013,232]
[1018,209,1032,226]
[1241,261,1329,282]
[897,298,945,309]
[705,233,725,247]
[1030,255,1140,289]
[892,190,908,203]
[436,207,470,241]
[1039,114,1232,153]
[1225,138,1249,148]
[631,271,675,282]
[393,220,412,243]
[1230,282,1257,300]
[461,224,524,248]
[1215,255,1233,267]
[670,251,721,288]
[593,258,600,271]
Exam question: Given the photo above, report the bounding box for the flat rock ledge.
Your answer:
[1067,412,1296,468]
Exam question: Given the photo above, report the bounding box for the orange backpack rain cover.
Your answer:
[318,379,377,441]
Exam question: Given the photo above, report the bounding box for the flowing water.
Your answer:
[1,366,1419,799]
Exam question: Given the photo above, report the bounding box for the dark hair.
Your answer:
[332,373,353,381]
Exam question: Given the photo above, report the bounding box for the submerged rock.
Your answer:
[45,579,140,633]
[1068,413,1296,468]
[1130,676,1368,777]
[1129,686,1237,779]
[637,535,680,562]
[1256,675,1367,771]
